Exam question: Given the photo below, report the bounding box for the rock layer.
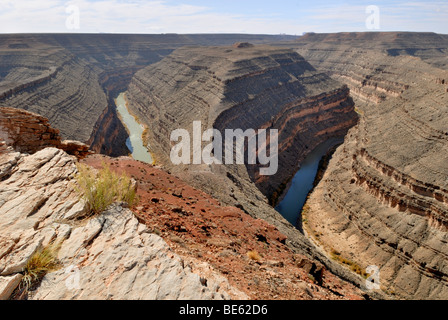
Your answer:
[294,32,448,299]
[124,44,381,297]
[0,107,90,159]
[126,45,357,202]
[0,34,296,153]
[82,154,367,300]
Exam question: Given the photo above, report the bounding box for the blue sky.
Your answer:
[0,0,446,34]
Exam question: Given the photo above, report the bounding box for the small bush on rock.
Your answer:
[247,250,262,262]
[75,163,138,216]
[22,241,61,290]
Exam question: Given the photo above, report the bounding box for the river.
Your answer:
[115,92,153,164]
[275,137,343,228]
[115,91,339,227]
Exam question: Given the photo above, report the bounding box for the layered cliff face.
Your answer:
[292,32,448,299]
[126,45,357,201]
[292,32,448,104]
[0,34,293,155]
[124,44,380,296]
[0,45,107,143]
[294,32,448,70]
[0,107,90,159]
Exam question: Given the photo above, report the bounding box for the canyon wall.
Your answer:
[126,45,358,203]
[5,31,448,299]
[0,33,378,298]
[125,44,378,295]
[292,32,448,299]
[0,34,293,154]
[0,46,107,143]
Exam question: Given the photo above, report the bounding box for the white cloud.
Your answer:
[0,0,446,34]
[0,0,313,34]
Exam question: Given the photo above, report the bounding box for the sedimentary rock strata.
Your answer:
[126,45,357,202]
[0,46,107,143]
[0,34,294,152]
[0,107,90,159]
[124,44,382,297]
[5,31,448,299]
[294,32,448,299]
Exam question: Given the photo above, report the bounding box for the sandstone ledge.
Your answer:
[0,146,242,300]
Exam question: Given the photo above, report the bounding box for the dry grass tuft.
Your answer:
[21,241,61,290]
[247,250,262,262]
[75,162,138,216]
[330,248,367,278]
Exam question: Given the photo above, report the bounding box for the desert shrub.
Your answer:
[247,250,262,262]
[330,248,341,257]
[75,163,138,216]
[22,242,61,290]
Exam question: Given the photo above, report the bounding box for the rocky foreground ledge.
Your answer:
[0,107,91,159]
[0,145,241,299]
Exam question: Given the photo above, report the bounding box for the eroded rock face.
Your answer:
[0,47,107,144]
[82,154,368,300]
[33,205,233,300]
[124,44,384,297]
[0,34,296,152]
[0,107,91,159]
[126,45,357,203]
[294,32,448,299]
[0,145,242,300]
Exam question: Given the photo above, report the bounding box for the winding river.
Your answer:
[115,91,340,229]
[115,92,153,164]
[275,137,343,227]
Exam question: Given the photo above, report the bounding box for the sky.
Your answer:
[0,0,446,34]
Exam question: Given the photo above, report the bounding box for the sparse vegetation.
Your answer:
[75,162,138,216]
[330,248,368,278]
[330,248,341,256]
[301,204,311,217]
[302,203,368,279]
[307,274,316,283]
[247,250,262,262]
[354,106,364,115]
[21,241,61,291]
[270,177,292,206]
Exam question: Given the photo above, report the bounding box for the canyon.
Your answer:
[289,32,448,299]
[125,44,372,298]
[0,34,293,156]
[1,32,448,300]
[0,107,365,300]
[126,44,357,209]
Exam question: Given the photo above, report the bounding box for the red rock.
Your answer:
[81,154,366,300]
[0,107,91,159]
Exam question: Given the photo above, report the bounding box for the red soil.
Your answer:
[82,154,364,300]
